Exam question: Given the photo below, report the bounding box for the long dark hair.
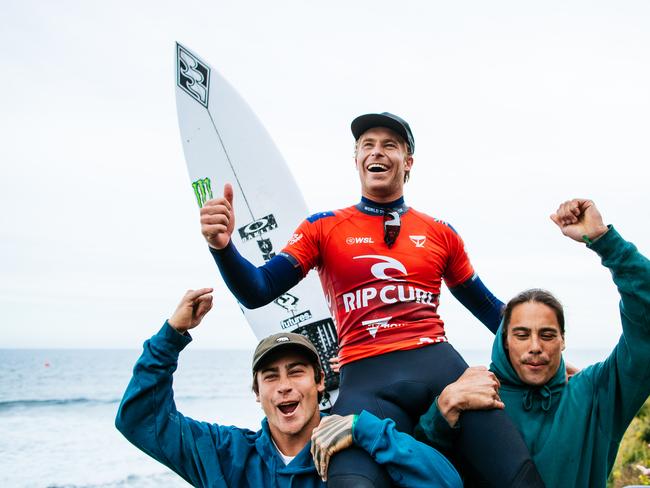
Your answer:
[502,288,565,340]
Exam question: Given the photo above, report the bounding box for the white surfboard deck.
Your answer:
[175,42,338,408]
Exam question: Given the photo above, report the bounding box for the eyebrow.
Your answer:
[259,365,279,375]
[360,136,399,145]
[510,326,531,333]
[259,361,308,375]
[510,326,559,334]
[286,361,308,369]
[538,327,559,334]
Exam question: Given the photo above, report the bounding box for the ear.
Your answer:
[404,155,414,171]
[354,154,362,172]
[317,371,325,394]
[254,374,261,403]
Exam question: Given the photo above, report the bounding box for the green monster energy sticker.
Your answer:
[192,177,213,208]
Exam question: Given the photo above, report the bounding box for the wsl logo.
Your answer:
[346,237,375,245]
[177,44,210,108]
[192,177,213,208]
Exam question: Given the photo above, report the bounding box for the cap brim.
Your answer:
[351,113,408,144]
[252,342,321,372]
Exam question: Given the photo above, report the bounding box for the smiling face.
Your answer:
[355,127,413,202]
[255,350,325,455]
[505,301,566,386]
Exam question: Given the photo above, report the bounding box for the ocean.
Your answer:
[0,347,610,487]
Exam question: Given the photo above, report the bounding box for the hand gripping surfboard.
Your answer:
[175,43,339,408]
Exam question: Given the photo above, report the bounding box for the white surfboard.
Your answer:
[174,43,338,407]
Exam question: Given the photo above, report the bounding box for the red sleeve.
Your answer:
[442,226,475,288]
[280,218,322,276]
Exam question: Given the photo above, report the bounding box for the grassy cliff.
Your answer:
[609,397,650,487]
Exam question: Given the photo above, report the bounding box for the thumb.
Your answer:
[223,183,234,206]
[549,213,561,228]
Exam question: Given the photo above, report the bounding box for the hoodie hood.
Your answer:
[490,321,567,416]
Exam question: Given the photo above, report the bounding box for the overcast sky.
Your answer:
[1,0,648,356]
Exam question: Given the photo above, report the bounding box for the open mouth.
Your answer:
[277,402,299,415]
[367,163,388,173]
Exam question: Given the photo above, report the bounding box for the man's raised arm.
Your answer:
[552,198,650,439]
[115,288,228,486]
[201,183,301,308]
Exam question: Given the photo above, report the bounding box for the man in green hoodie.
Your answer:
[416,198,650,488]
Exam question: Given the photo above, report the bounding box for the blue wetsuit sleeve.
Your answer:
[353,410,462,488]
[209,242,302,309]
[449,274,504,334]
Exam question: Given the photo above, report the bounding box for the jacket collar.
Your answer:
[256,417,321,475]
[356,196,409,216]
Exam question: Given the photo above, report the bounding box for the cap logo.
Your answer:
[276,336,290,343]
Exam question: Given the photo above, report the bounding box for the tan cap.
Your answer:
[252,332,321,373]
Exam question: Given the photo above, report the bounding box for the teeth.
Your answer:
[368,164,388,172]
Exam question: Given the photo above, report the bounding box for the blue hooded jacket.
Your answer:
[115,322,462,487]
[417,227,650,487]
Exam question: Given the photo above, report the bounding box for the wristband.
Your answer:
[581,235,594,245]
[351,414,359,435]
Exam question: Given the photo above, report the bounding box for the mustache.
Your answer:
[521,357,550,366]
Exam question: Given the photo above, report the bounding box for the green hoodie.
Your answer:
[417,227,650,487]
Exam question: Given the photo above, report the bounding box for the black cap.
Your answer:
[252,332,321,373]
[351,112,415,154]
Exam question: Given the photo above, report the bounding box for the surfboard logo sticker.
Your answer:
[257,238,275,260]
[191,177,213,208]
[274,293,299,313]
[177,44,210,108]
[281,310,313,329]
[238,215,278,241]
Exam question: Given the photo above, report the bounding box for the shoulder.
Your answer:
[303,206,357,225]
[407,208,462,236]
[305,210,336,223]
[207,421,260,440]
[207,422,265,455]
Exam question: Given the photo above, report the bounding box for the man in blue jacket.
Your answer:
[416,198,650,487]
[115,287,462,488]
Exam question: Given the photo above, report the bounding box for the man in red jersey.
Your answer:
[200,113,544,487]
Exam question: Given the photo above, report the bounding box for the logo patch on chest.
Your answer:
[409,235,426,248]
[346,236,375,245]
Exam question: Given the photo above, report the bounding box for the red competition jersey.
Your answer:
[280,202,475,365]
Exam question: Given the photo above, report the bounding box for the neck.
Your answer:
[360,195,405,208]
[270,431,309,457]
[360,190,405,205]
[268,417,321,457]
